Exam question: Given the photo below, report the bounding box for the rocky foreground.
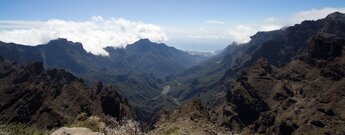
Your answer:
[148,99,235,135]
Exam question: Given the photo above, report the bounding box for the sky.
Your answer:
[1,0,345,55]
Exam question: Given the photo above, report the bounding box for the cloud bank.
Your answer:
[0,17,168,55]
[228,7,345,43]
[228,24,280,43]
[0,7,344,54]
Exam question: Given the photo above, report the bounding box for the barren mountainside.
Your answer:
[168,12,345,107]
[218,33,345,134]
[0,12,345,135]
[0,38,206,125]
[0,57,133,129]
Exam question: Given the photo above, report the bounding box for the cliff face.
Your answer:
[0,58,133,129]
[218,33,345,134]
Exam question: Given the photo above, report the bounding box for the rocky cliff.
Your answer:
[0,57,133,130]
[218,33,345,134]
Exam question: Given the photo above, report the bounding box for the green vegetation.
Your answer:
[0,122,48,135]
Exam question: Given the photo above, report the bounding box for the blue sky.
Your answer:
[1,0,344,23]
[1,0,345,54]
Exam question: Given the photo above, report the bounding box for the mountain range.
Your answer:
[166,11,345,107]
[217,33,345,134]
[0,38,209,120]
[0,12,345,134]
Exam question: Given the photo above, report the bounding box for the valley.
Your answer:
[0,5,345,135]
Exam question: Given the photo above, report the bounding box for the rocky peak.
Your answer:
[308,33,344,60]
[46,38,85,50]
[136,38,152,44]
[249,30,282,45]
[126,39,172,54]
[325,12,345,20]
[126,38,159,51]
[47,38,72,45]
[132,39,154,47]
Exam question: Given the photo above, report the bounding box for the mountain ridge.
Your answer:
[0,38,206,126]
[167,12,345,107]
[217,33,345,134]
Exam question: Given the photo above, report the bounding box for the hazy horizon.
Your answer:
[1,0,345,55]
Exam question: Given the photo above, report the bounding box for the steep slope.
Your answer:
[169,12,345,106]
[217,33,345,134]
[0,38,203,82]
[106,39,205,79]
[0,38,204,118]
[0,57,133,129]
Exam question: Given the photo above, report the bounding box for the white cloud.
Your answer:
[1,7,344,53]
[228,24,281,43]
[165,26,229,40]
[188,34,227,39]
[228,25,254,43]
[228,7,345,43]
[205,20,225,25]
[0,17,168,55]
[290,7,345,24]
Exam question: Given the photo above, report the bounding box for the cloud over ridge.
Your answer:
[0,17,168,55]
[228,7,345,43]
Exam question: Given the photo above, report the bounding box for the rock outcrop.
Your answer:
[149,99,234,135]
[51,127,103,135]
[0,58,133,129]
[219,33,345,134]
